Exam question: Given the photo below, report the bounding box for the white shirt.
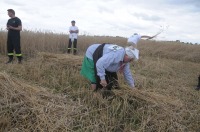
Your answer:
[85,44,135,87]
[127,34,141,45]
[69,26,79,39]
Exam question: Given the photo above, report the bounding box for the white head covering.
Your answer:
[125,46,139,60]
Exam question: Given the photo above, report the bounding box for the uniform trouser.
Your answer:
[67,39,77,54]
[93,43,118,91]
[7,35,22,60]
[198,75,200,87]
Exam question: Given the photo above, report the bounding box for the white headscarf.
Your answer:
[125,46,139,61]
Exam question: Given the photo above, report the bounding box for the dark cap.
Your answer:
[7,9,15,15]
[71,20,75,23]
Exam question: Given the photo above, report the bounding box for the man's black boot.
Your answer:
[195,75,200,90]
[18,56,23,64]
[6,57,13,64]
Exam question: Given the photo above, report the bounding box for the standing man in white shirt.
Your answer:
[67,20,79,55]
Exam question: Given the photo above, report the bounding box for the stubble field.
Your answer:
[0,30,200,132]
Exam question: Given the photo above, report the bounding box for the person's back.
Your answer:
[86,43,125,61]
[86,44,100,59]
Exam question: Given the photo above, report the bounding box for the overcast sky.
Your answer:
[0,0,200,44]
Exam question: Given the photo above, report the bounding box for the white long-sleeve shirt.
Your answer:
[127,34,141,45]
[69,26,79,39]
[85,44,135,87]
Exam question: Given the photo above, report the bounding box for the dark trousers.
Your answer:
[7,35,22,60]
[67,39,77,54]
[93,43,118,91]
[195,75,200,90]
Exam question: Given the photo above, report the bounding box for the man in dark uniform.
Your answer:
[6,9,22,64]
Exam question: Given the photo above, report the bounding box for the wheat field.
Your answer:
[0,30,200,132]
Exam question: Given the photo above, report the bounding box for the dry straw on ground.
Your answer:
[1,52,199,131]
[0,72,82,131]
[0,71,185,132]
[0,30,200,131]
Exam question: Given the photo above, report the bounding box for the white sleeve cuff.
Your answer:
[130,84,135,88]
[100,76,105,80]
